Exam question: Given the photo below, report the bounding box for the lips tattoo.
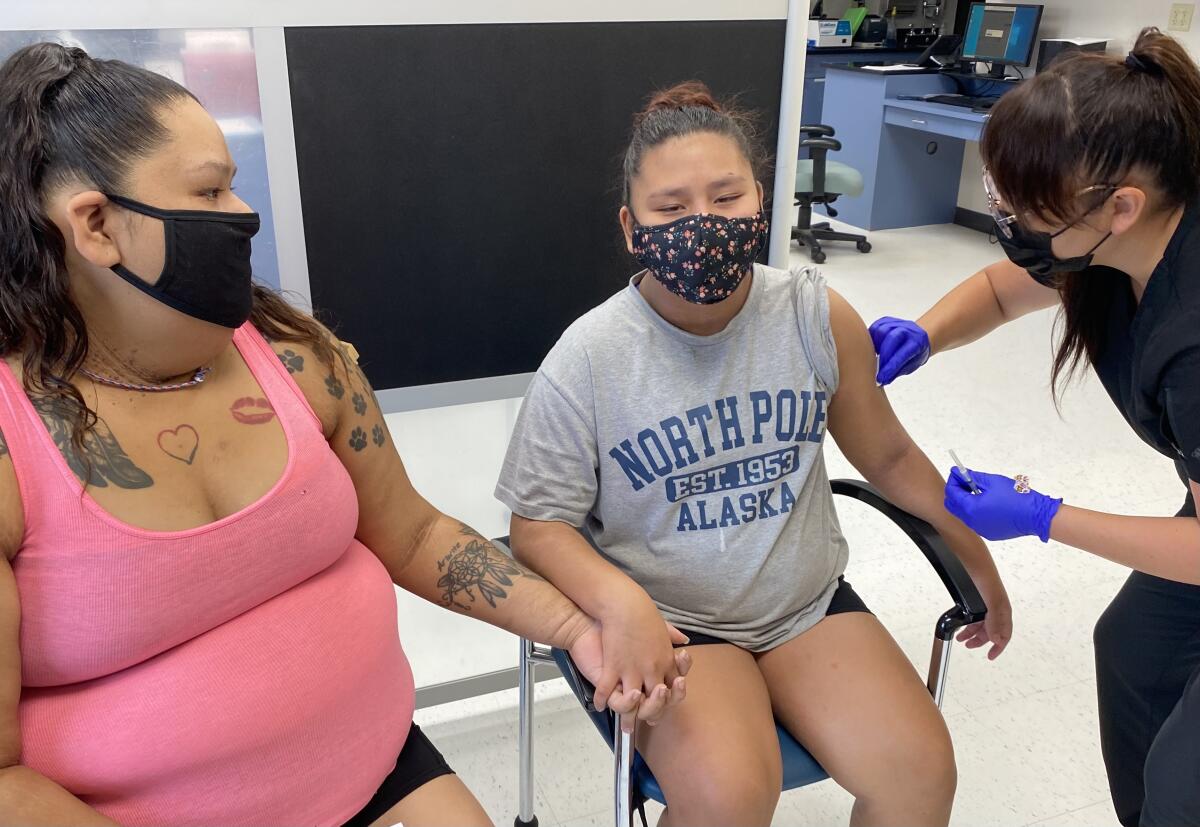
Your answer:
[230,397,276,425]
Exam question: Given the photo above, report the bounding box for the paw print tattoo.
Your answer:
[372,423,386,447]
[352,392,368,416]
[348,426,368,452]
[325,375,345,400]
[277,349,304,374]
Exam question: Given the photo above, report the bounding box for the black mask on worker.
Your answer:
[105,193,261,329]
[996,220,1112,280]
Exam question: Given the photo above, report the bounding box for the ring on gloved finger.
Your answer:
[1013,474,1031,494]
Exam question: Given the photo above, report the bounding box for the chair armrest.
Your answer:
[799,136,842,153]
[552,648,601,712]
[830,479,987,635]
[799,124,836,137]
[798,138,841,199]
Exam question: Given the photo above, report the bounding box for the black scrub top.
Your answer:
[1032,201,1200,518]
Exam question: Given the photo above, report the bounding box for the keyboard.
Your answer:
[922,94,1000,111]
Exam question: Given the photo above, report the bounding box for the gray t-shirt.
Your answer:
[495,263,850,651]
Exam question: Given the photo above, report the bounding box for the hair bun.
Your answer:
[641,80,721,117]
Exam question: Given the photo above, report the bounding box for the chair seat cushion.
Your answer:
[635,723,828,804]
[795,159,864,197]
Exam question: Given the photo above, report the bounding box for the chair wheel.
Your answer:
[857,240,872,253]
[811,250,827,264]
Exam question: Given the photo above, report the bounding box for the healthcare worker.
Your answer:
[869,28,1200,827]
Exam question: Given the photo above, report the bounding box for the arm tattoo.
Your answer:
[0,428,7,459]
[325,374,345,400]
[436,523,543,611]
[31,397,153,489]
[277,349,305,374]
[349,362,383,413]
[371,423,386,447]
[352,393,367,416]
[348,426,368,451]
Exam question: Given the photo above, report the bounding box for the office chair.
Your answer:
[793,124,870,264]
[505,478,988,827]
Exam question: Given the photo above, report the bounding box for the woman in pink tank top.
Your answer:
[0,44,689,827]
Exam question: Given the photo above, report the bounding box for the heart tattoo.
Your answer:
[158,425,199,465]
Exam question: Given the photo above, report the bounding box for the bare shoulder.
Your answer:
[824,287,871,348]
[259,323,368,441]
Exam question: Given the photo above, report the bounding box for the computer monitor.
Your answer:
[962,3,1043,74]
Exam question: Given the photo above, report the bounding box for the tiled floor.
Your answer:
[386,219,1185,825]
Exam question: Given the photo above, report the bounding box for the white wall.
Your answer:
[957,0,1198,212]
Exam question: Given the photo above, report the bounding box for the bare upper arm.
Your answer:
[825,288,918,477]
[265,328,440,580]
[983,258,1060,321]
[0,556,21,769]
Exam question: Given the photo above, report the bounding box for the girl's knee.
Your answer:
[859,718,958,806]
[662,754,782,826]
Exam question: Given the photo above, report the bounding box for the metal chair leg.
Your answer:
[928,634,953,709]
[614,713,638,827]
[516,638,539,827]
[927,607,963,709]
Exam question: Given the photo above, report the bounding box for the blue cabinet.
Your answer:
[801,49,922,129]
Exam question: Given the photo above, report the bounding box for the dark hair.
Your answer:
[981,28,1200,399]
[621,80,771,207]
[0,43,339,458]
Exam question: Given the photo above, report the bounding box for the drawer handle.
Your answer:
[813,78,826,84]
[911,118,927,124]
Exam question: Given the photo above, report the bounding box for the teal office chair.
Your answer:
[506,479,987,827]
[793,124,869,264]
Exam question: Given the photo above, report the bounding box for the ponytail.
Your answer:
[0,44,113,448]
[1123,27,1200,206]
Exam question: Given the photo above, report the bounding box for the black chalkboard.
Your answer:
[286,20,785,390]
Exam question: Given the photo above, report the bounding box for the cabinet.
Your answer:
[801,48,922,131]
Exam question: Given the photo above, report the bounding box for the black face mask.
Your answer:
[105,193,261,329]
[996,219,1111,281]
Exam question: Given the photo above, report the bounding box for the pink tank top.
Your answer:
[2,324,414,826]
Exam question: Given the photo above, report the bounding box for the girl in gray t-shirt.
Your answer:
[496,81,1012,826]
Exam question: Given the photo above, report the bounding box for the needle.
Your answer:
[949,449,983,495]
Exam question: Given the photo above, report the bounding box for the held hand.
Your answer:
[868,317,931,386]
[590,596,689,723]
[944,467,1062,542]
[590,602,686,710]
[627,625,691,728]
[955,574,1013,660]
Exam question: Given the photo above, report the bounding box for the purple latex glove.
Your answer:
[868,317,931,386]
[944,467,1063,542]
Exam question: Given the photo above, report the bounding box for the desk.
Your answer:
[802,47,923,126]
[818,67,1006,230]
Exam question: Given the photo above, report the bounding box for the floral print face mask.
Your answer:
[631,211,768,304]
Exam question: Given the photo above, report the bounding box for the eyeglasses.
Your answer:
[981,167,1118,239]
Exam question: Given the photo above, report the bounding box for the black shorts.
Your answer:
[340,723,455,827]
[672,576,871,647]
